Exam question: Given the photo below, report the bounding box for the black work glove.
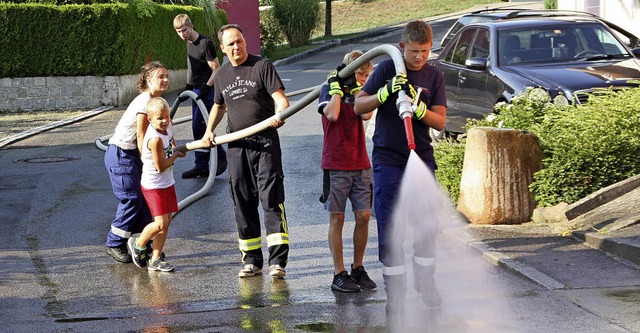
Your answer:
[177,84,194,103]
[343,74,361,96]
[196,84,212,101]
[327,63,346,97]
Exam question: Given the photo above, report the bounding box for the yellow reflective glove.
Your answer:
[376,73,408,104]
[327,64,346,97]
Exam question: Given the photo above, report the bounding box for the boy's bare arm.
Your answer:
[323,93,342,123]
[149,137,184,172]
[354,91,380,115]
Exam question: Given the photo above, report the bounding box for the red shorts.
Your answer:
[141,185,178,217]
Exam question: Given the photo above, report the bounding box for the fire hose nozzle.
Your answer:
[396,91,413,119]
[396,90,417,150]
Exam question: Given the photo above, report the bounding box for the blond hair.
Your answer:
[146,97,170,118]
[342,50,372,75]
[173,14,192,29]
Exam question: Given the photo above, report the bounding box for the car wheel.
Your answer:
[430,127,446,142]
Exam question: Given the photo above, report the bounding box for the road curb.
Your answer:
[573,228,640,267]
[0,105,113,149]
[445,226,566,290]
[565,174,640,220]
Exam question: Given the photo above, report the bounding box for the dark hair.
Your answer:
[402,20,433,45]
[136,61,166,92]
[217,24,243,44]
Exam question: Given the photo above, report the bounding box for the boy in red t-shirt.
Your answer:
[318,50,376,292]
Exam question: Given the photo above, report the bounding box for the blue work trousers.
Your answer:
[104,144,151,247]
[192,86,226,170]
[373,161,436,267]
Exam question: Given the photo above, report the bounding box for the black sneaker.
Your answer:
[127,237,148,268]
[331,271,360,292]
[182,167,209,179]
[106,246,132,263]
[351,265,377,290]
[215,158,227,176]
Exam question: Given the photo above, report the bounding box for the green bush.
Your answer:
[259,7,285,60]
[531,88,640,206]
[0,3,225,77]
[271,0,320,48]
[436,87,640,207]
[543,0,557,9]
[434,138,466,202]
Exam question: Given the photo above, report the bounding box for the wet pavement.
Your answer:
[4,2,640,332]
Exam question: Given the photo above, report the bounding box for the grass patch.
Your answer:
[266,0,500,60]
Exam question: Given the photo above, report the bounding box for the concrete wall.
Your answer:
[0,70,186,112]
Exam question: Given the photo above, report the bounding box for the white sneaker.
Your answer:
[238,264,262,278]
[269,264,286,278]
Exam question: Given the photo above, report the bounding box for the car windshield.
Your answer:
[498,22,630,65]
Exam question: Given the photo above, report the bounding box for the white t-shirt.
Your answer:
[108,92,151,150]
[141,125,175,190]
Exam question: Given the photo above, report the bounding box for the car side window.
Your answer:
[470,29,490,59]
[446,28,477,65]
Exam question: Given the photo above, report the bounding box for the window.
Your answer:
[446,28,477,65]
[470,29,490,59]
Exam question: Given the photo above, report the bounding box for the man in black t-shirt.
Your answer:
[173,14,227,179]
[202,24,290,279]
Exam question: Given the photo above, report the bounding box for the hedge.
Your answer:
[0,3,226,77]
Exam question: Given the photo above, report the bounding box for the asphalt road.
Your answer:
[3,11,640,333]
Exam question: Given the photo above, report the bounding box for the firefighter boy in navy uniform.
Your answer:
[354,20,447,311]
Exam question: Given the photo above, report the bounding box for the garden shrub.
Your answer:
[434,138,466,203]
[543,0,557,10]
[270,0,320,48]
[435,87,640,207]
[531,88,640,206]
[259,7,285,60]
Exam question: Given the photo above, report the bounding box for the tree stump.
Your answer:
[457,127,543,224]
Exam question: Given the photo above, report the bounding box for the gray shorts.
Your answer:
[320,169,372,213]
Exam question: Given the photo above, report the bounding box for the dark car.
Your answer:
[438,9,640,51]
[430,15,640,139]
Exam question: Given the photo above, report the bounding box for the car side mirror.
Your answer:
[632,48,640,58]
[465,57,488,70]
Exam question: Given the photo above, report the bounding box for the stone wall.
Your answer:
[0,70,186,112]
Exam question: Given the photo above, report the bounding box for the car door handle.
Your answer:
[458,75,466,84]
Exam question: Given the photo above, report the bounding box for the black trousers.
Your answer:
[227,133,289,268]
